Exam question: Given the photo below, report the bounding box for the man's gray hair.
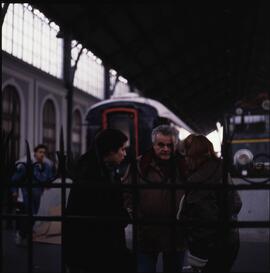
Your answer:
[151,125,179,145]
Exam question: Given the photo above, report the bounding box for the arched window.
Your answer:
[2,4,63,78]
[42,99,56,159]
[2,85,21,160]
[72,110,82,159]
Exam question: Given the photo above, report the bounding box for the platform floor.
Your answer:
[2,226,269,273]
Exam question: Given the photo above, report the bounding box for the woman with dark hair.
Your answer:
[179,134,242,273]
[64,129,135,273]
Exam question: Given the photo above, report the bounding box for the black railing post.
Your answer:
[0,81,2,139]
[130,156,138,273]
[58,127,67,273]
[25,140,33,273]
[0,131,5,273]
[0,129,16,273]
[170,164,177,271]
[221,115,231,236]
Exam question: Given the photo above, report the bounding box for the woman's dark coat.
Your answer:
[180,158,242,271]
[64,150,132,272]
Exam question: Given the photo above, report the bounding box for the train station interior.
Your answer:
[1,3,269,273]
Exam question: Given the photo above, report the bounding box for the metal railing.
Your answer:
[1,128,269,273]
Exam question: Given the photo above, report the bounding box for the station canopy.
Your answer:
[31,3,269,134]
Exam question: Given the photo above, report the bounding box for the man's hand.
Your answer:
[35,162,45,172]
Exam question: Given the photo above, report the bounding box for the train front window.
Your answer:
[230,114,268,135]
[107,113,131,147]
[105,111,138,176]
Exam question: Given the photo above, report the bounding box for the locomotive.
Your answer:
[226,92,270,178]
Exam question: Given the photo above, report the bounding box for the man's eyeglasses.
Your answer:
[156,142,174,149]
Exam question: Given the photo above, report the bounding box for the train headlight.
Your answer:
[262,99,270,111]
[235,107,243,115]
[234,149,253,166]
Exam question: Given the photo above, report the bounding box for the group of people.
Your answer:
[64,125,242,273]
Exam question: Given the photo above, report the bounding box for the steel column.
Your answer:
[63,32,73,159]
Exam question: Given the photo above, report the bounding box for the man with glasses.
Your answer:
[123,125,187,273]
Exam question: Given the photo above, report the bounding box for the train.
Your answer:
[226,93,270,178]
[85,94,193,158]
